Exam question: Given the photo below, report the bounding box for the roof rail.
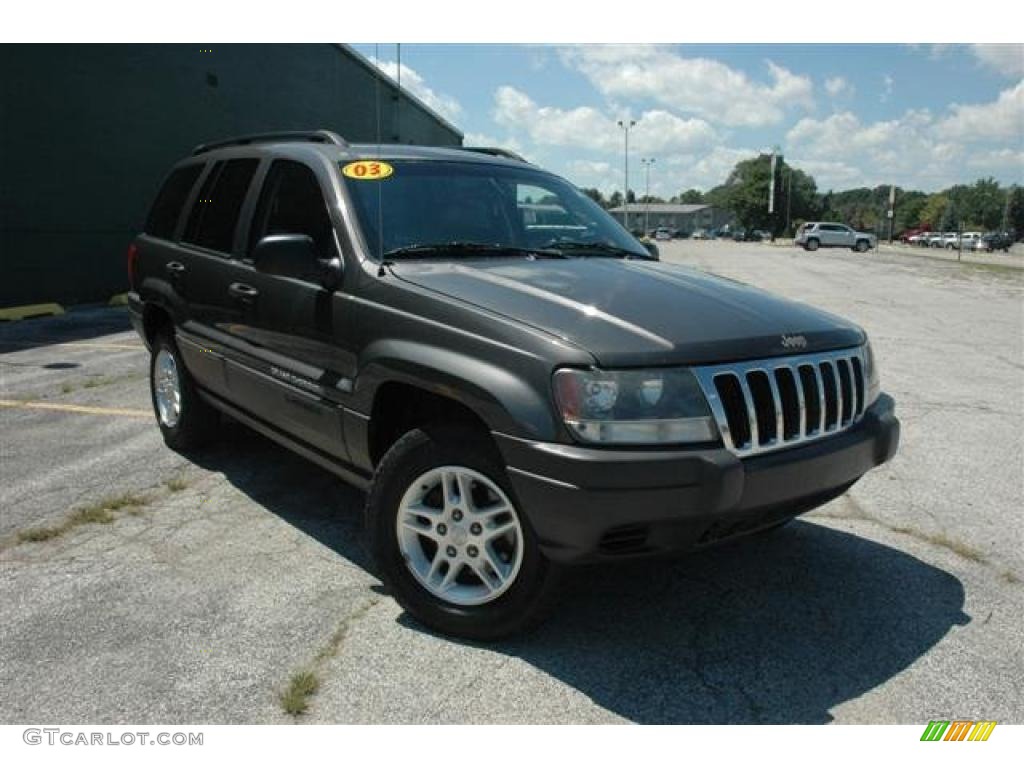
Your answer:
[192,130,348,156]
[462,146,529,163]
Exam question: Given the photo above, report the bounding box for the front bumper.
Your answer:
[496,394,899,563]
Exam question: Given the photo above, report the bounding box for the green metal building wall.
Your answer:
[0,44,463,308]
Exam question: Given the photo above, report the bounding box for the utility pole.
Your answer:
[785,168,793,236]
[618,119,636,231]
[887,184,895,244]
[641,158,655,234]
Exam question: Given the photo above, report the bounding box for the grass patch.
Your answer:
[14,492,149,545]
[279,671,320,716]
[1001,570,1021,585]
[82,376,115,389]
[164,476,189,493]
[60,382,75,394]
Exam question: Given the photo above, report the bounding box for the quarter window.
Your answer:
[145,164,203,239]
[183,159,259,254]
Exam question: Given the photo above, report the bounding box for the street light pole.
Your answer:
[641,158,655,234]
[618,119,636,231]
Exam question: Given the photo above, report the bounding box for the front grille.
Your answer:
[693,346,869,458]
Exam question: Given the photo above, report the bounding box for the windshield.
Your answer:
[342,159,648,260]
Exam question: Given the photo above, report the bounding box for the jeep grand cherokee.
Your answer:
[128,130,900,639]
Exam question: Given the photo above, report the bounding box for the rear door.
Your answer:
[173,157,261,398]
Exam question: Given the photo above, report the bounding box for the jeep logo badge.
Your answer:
[781,334,808,349]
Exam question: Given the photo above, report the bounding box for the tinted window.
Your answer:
[345,160,646,259]
[250,160,334,258]
[184,159,259,253]
[145,164,203,239]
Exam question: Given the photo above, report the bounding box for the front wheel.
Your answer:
[805,238,820,252]
[366,425,560,640]
[854,239,869,253]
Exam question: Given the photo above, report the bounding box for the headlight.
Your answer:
[553,367,718,445]
[863,342,881,406]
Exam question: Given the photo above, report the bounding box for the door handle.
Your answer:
[228,282,259,302]
[165,261,186,275]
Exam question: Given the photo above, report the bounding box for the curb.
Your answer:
[0,303,66,322]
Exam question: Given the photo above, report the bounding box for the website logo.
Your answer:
[920,720,997,742]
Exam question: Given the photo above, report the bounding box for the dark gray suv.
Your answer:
[128,130,900,639]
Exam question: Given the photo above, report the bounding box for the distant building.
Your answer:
[608,203,734,233]
[0,44,463,308]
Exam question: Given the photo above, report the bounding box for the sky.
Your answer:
[352,43,1024,198]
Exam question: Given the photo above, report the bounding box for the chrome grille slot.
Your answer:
[746,370,777,445]
[694,346,870,458]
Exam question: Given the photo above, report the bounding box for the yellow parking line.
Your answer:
[0,399,150,418]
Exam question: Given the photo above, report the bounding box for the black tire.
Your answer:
[149,331,215,452]
[805,238,819,252]
[854,239,869,253]
[366,424,561,640]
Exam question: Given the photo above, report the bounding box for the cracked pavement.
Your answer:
[1,240,1022,723]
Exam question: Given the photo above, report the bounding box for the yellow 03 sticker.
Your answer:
[342,160,394,180]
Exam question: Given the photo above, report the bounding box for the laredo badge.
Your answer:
[342,160,394,180]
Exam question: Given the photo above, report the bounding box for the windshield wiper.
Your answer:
[539,240,648,259]
[383,242,565,260]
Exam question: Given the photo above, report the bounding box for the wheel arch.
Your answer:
[352,340,557,469]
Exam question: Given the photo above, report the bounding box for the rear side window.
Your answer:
[183,159,259,253]
[145,164,203,239]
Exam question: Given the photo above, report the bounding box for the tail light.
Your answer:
[127,243,139,288]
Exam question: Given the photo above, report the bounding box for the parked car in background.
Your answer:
[654,227,673,241]
[795,222,876,252]
[927,232,950,248]
[907,231,931,246]
[957,232,982,250]
[976,231,1014,252]
[900,226,930,244]
[692,228,710,240]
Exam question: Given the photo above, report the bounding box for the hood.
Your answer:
[390,258,865,367]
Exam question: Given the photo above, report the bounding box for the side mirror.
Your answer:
[253,234,342,290]
[641,240,660,260]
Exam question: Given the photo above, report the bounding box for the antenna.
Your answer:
[374,43,385,268]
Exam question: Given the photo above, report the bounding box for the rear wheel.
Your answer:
[149,332,215,451]
[805,238,819,252]
[366,424,560,640]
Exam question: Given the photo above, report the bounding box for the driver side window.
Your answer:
[250,160,335,258]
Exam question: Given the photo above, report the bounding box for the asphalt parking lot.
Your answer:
[1,240,1022,724]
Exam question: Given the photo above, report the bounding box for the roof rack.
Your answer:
[462,146,529,163]
[192,130,348,156]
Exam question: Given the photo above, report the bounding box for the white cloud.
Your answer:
[824,76,853,98]
[935,80,1024,142]
[492,86,717,156]
[373,60,463,124]
[785,84,1024,191]
[970,44,1024,79]
[559,45,813,128]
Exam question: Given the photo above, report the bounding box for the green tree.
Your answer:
[676,188,705,204]
[710,154,821,235]
[919,194,948,228]
[580,187,606,207]
[1005,185,1024,234]
[607,190,623,209]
